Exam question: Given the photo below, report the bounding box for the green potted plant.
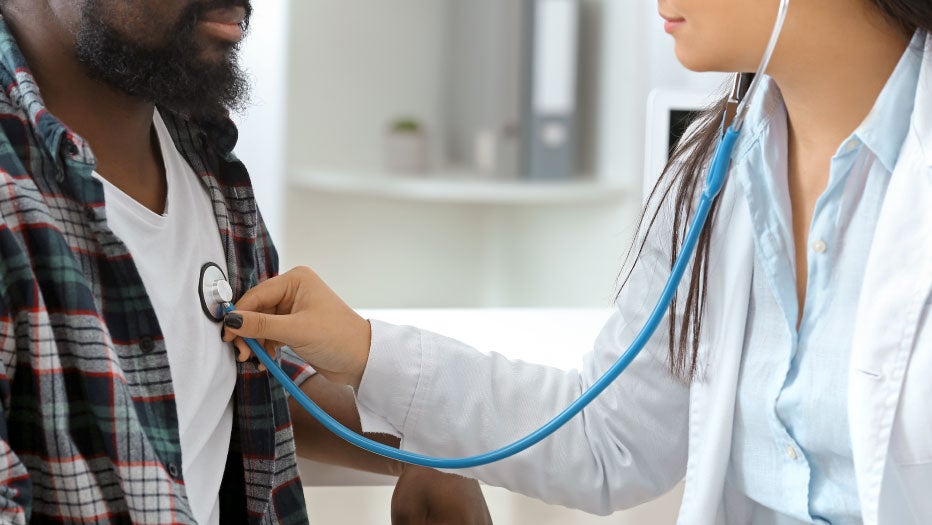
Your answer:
[384,116,430,174]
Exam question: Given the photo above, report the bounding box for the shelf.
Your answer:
[289,168,632,205]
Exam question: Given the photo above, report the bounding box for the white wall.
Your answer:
[232,0,291,248]
[284,0,448,171]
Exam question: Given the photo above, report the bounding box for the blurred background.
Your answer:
[233,0,726,522]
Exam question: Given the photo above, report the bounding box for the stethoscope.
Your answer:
[199,0,790,470]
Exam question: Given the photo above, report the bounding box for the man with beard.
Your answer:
[0,1,491,524]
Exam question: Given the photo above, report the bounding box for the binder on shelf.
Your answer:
[521,0,580,180]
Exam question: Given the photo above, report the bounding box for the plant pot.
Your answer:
[384,129,430,174]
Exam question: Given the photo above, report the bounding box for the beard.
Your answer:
[75,0,252,119]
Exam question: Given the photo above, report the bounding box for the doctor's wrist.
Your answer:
[346,316,372,390]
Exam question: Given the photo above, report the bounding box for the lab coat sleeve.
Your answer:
[356,206,691,515]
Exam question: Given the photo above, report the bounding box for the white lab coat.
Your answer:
[356,37,932,525]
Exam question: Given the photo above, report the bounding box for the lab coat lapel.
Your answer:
[678,180,755,524]
[849,34,932,524]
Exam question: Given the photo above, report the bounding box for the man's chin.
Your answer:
[74,3,249,119]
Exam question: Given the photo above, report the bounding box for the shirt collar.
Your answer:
[0,18,78,166]
[730,75,785,167]
[732,31,924,173]
[854,30,924,173]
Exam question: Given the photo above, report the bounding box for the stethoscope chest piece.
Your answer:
[199,262,233,322]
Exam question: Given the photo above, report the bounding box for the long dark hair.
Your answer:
[621,1,930,383]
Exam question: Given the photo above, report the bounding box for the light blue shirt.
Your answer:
[725,40,922,524]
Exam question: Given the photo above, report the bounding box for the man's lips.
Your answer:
[201,6,246,25]
[198,6,247,42]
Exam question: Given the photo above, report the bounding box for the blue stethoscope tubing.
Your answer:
[224,0,790,470]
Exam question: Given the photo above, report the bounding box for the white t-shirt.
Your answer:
[94,111,236,525]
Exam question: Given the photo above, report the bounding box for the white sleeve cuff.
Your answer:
[355,402,402,438]
[355,319,432,438]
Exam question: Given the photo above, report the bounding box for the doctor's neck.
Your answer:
[768,3,911,156]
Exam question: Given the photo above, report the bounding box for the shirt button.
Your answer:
[84,208,96,221]
[786,445,799,461]
[812,240,827,253]
[139,337,155,352]
[167,463,179,479]
[844,139,860,153]
[64,141,79,157]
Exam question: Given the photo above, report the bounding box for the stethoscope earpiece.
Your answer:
[199,262,233,322]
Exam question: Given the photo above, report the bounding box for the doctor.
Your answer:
[223,0,932,523]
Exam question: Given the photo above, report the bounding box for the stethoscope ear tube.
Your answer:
[729,0,791,133]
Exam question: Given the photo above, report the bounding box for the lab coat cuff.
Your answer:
[356,319,430,438]
[356,402,402,438]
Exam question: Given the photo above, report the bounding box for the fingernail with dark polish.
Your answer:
[224,313,243,329]
[220,326,226,340]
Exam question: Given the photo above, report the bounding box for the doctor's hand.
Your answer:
[222,266,371,388]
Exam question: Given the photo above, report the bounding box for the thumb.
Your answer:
[223,309,295,346]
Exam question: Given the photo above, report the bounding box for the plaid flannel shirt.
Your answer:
[0,18,314,525]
